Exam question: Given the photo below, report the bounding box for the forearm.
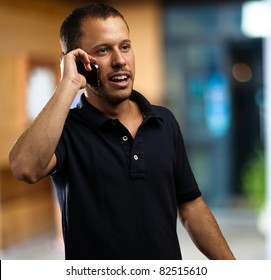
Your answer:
[9,79,79,183]
[179,197,236,260]
[9,49,95,183]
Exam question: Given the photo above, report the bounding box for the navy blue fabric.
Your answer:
[51,90,201,260]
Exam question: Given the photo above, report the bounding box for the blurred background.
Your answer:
[0,0,270,259]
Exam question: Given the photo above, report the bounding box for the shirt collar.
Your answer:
[75,90,164,130]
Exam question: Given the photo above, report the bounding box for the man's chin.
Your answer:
[106,91,132,105]
[92,87,132,105]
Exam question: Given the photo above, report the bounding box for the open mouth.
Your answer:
[109,73,130,84]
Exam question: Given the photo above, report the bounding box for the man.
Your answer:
[9,3,235,260]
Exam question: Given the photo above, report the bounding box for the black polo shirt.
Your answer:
[51,90,201,260]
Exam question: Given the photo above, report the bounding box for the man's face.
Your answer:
[79,16,135,105]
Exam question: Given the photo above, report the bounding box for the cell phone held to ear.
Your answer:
[76,61,100,87]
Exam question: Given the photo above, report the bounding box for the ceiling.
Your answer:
[0,0,250,15]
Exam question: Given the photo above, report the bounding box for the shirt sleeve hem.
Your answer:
[176,188,202,203]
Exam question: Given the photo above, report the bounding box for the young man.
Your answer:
[9,3,235,260]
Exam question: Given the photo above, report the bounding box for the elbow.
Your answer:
[11,166,40,184]
[9,159,41,184]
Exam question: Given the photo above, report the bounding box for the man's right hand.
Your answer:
[60,48,97,90]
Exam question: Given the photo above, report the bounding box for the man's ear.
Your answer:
[60,52,65,62]
[59,52,66,79]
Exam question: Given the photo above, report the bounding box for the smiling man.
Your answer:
[9,3,235,260]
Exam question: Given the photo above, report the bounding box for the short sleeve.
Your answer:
[174,131,201,203]
[49,138,66,176]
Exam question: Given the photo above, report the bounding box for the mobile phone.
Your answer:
[76,61,100,87]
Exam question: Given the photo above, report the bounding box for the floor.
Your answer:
[0,207,267,260]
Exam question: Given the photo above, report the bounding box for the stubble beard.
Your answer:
[91,85,133,105]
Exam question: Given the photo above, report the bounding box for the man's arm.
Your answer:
[178,196,236,260]
[9,49,94,183]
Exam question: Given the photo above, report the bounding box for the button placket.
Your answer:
[129,131,145,179]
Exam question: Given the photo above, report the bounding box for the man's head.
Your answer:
[60,3,129,54]
[60,3,135,106]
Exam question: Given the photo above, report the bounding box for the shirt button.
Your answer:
[122,135,128,141]
[133,155,139,160]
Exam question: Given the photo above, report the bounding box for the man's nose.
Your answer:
[112,50,126,68]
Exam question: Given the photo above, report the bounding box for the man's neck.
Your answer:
[84,90,143,138]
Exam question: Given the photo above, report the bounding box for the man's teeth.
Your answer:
[111,75,128,81]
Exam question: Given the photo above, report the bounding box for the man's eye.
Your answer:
[122,45,131,51]
[97,48,109,55]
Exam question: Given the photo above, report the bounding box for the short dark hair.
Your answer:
[60,3,129,53]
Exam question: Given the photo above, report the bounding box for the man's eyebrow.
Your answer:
[93,39,132,48]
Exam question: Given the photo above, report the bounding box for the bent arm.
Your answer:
[9,49,94,183]
[178,196,236,260]
[9,83,75,183]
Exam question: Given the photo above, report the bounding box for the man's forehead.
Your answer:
[80,17,130,47]
[81,16,129,32]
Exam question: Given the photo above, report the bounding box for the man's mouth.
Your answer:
[109,73,130,83]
